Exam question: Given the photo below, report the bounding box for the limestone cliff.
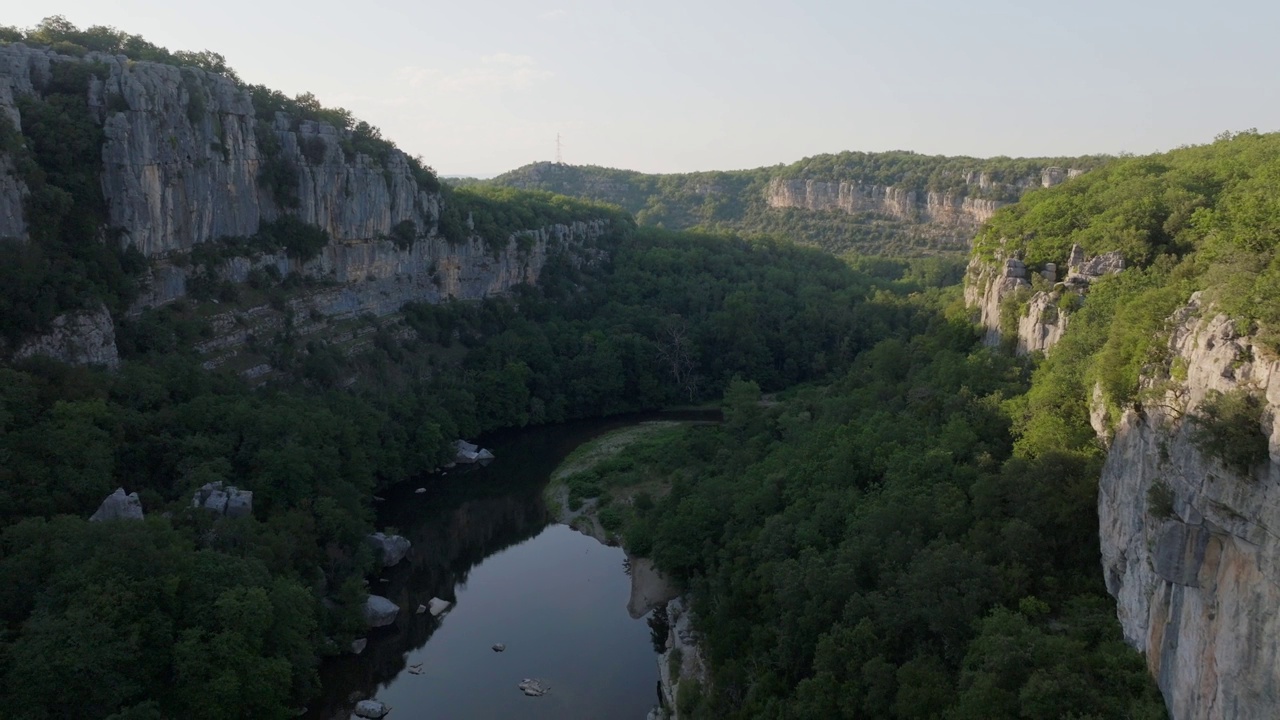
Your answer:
[0,42,616,368]
[13,303,119,368]
[965,243,1123,353]
[1098,294,1280,720]
[765,166,1083,238]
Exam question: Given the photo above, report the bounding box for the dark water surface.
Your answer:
[305,412,714,720]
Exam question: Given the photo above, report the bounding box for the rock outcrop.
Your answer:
[965,243,1123,353]
[367,532,411,568]
[1098,294,1280,720]
[89,487,144,522]
[656,597,707,720]
[191,481,254,519]
[765,167,1082,239]
[0,42,615,369]
[13,303,120,368]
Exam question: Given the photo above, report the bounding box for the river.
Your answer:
[304,413,713,720]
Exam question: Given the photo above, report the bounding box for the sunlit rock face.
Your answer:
[1098,297,1280,720]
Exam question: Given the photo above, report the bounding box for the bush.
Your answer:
[258,216,330,262]
[598,506,624,532]
[389,220,417,250]
[1147,480,1176,519]
[1190,388,1270,476]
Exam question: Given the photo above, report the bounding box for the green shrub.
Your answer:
[389,220,417,250]
[1147,480,1176,519]
[1190,388,1270,476]
[598,506,624,532]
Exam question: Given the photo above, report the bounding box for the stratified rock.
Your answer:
[364,595,399,628]
[13,303,119,368]
[353,699,390,718]
[367,532,411,567]
[89,488,144,522]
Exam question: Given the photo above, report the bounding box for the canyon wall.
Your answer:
[966,248,1280,719]
[0,42,614,368]
[1098,296,1280,720]
[766,166,1084,236]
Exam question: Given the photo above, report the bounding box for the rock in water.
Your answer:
[89,488,144,522]
[518,678,549,696]
[492,643,506,652]
[350,638,367,655]
[353,699,390,718]
[428,597,451,616]
[364,595,399,628]
[367,532,411,567]
[415,604,427,615]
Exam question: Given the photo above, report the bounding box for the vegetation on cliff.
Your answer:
[976,130,1280,457]
[484,152,1109,257]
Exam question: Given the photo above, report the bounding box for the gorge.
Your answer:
[2,17,1278,720]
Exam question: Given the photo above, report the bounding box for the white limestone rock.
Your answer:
[353,699,389,718]
[1098,298,1280,720]
[367,532,411,567]
[364,595,399,628]
[89,488,144,522]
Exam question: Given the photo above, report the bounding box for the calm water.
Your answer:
[305,413,714,720]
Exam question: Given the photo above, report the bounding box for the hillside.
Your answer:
[963,129,1280,720]
[487,151,1109,256]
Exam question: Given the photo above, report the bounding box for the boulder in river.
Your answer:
[518,678,549,697]
[454,439,495,464]
[364,595,399,628]
[492,643,506,652]
[350,638,367,655]
[353,699,390,718]
[89,488,144,522]
[428,597,451,617]
[367,532,411,567]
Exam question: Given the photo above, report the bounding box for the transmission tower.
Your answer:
[555,133,563,165]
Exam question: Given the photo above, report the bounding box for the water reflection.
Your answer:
[305,412,716,719]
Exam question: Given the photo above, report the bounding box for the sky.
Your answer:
[9,1,1280,176]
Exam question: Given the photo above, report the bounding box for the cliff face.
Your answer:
[0,43,612,368]
[766,166,1082,235]
[1099,295,1280,720]
[965,243,1122,353]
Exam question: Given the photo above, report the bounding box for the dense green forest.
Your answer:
[483,152,1110,256]
[0,206,947,717]
[565,298,1167,719]
[558,129,1280,719]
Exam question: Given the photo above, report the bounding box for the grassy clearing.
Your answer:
[544,421,691,541]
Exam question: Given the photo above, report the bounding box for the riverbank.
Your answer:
[543,420,709,719]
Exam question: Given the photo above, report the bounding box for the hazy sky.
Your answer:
[10,2,1280,175]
